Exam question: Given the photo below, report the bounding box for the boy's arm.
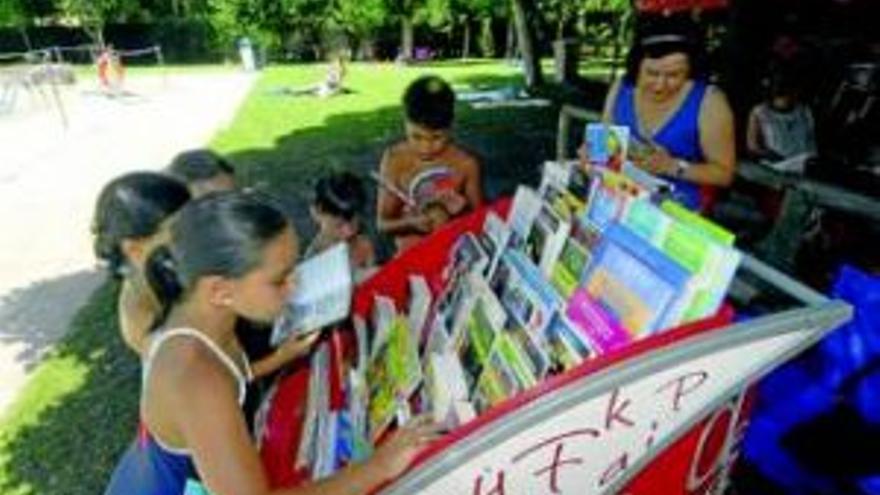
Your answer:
[376,149,432,236]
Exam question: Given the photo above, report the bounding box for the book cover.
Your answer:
[545,314,593,372]
[495,332,538,389]
[526,202,572,278]
[507,186,543,248]
[366,316,421,442]
[407,275,433,348]
[583,224,691,336]
[458,273,507,387]
[659,221,741,325]
[549,225,595,298]
[425,351,472,428]
[480,211,512,279]
[474,343,521,412]
[585,123,630,170]
[622,198,673,245]
[566,288,632,354]
[508,326,551,381]
[660,200,736,246]
[370,295,397,359]
[540,160,572,191]
[271,243,352,345]
[491,250,560,338]
[446,232,490,279]
[581,169,645,234]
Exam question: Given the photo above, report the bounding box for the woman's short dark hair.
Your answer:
[313,172,366,222]
[624,16,708,83]
[167,149,235,184]
[146,191,291,313]
[92,172,190,275]
[403,75,456,130]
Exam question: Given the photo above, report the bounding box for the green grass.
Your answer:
[0,60,607,494]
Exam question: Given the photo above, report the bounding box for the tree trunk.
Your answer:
[505,15,517,60]
[171,0,180,17]
[401,16,414,60]
[510,0,543,89]
[462,18,471,59]
[479,16,495,58]
[18,27,32,51]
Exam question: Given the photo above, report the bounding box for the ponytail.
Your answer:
[145,246,184,329]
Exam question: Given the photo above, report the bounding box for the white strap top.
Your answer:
[142,327,254,455]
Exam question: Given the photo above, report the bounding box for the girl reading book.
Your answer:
[104,191,438,495]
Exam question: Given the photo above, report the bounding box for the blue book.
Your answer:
[582,224,691,336]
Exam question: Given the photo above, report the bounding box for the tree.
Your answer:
[58,0,139,46]
[385,0,423,60]
[332,0,389,59]
[0,0,59,50]
[510,0,543,88]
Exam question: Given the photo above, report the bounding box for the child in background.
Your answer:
[306,172,377,282]
[167,149,237,197]
[376,75,483,254]
[92,172,191,355]
[746,67,817,165]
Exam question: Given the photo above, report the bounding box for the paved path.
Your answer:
[0,71,256,416]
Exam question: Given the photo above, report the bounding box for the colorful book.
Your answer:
[657,217,741,326]
[526,202,572,278]
[583,224,691,336]
[545,314,594,372]
[581,170,644,233]
[585,123,630,170]
[458,274,507,387]
[566,288,631,354]
[549,225,598,299]
[622,198,673,245]
[367,316,421,441]
[660,200,736,246]
[492,250,561,338]
[494,332,538,389]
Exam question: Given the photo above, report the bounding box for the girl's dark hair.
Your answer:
[146,191,291,317]
[313,172,366,222]
[404,75,455,130]
[92,172,191,275]
[167,149,235,184]
[624,16,708,83]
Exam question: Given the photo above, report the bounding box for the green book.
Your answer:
[660,200,735,246]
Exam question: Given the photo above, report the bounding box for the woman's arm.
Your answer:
[693,86,737,186]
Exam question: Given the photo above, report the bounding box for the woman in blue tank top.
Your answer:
[601,19,736,212]
[104,191,439,495]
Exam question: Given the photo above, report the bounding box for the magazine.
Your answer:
[271,243,352,346]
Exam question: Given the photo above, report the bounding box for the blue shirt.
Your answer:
[612,80,710,211]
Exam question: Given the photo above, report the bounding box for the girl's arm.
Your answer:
[162,345,436,495]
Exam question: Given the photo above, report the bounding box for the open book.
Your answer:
[271,243,353,345]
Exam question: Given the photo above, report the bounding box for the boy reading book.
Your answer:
[376,75,483,254]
